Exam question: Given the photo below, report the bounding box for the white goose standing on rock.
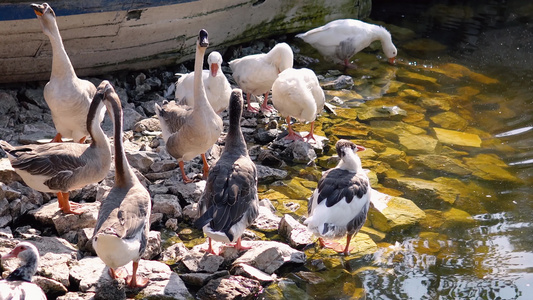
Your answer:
[0,81,112,215]
[271,67,325,142]
[155,29,223,183]
[305,139,370,256]
[229,42,294,113]
[195,89,259,255]
[175,51,231,114]
[0,242,46,300]
[32,3,101,143]
[93,81,152,288]
[296,19,397,68]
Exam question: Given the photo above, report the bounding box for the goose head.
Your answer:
[208,51,223,77]
[268,43,294,73]
[31,3,56,38]
[198,29,209,48]
[2,242,40,282]
[336,139,365,172]
[377,28,397,64]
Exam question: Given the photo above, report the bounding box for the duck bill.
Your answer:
[2,248,20,260]
[31,3,44,16]
[356,145,366,152]
[388,57,396,65]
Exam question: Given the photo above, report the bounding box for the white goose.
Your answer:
[296,19,397,68]
[155,29,223,183]
[195,89,259,255]
[0,81,112,215]
[0,242,46,300]
[175,51,231,114]
[271,67,325,142]
[92,82,152,288]
[32,3,101,143]
[229,42,293,113]
[305,139,370,256]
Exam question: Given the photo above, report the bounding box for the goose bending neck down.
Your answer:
[296,19,397,69]
[195,89,259,255]
[0,242,46,300]
[229,42,294,113]
[305,139,370,256]
[0,79,111,215]
[31,3,99,144]
[155,29,223,183]
[93,81,152,288]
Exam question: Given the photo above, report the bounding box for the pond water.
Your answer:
[257,1,533,299]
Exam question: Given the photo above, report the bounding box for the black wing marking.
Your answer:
[315,168,369,208]
[195,155,258,240]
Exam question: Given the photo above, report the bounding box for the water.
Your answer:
[266,1,533,299]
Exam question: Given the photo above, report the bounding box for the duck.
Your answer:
[155,29,223,183]
[304,139,370,256]
[229,42,293,113]
[194,89,259,255]
[31,3,102,143]
[175,51,231,114]
[0,242,46,300]
[271,67,325,142]
[296,19,397,68]
[0,81,112,215]
[92,81,152,288]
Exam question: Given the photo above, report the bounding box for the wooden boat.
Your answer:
[0,0,370,84]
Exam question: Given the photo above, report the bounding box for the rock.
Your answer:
[160,242,191,262]
[398,132,439,155]
[0,91,19,113]
[168,180,206,205]
[357,106,406,121]
[138,266,193,300]
[125,151,158,173]
[327,119,370,139]
[367,190,426,232]
[409,154,472,177]
[150,159,178,173]
[133,117,161,132]
[77,228,95,255]
[14,225,41,239]
[417,97,452,112]
[196,275,262,300]
[180,270,229,286]
[165,218,179,230]
[463,154,521,183]
[31,201,100,235]
[281,141,317,164]
[57,292,96,300]
[122,107,144,131]
[142,230,162,260]
[233,241,306,274]
[270,178,313,200]
[0,227,13,239]
[383,177,460,208]
[181,250,225,273]
[39,252,72,288]
[278,214,313,249]
[257,149,284,168]
[402,39,447,58]
[420,208,476,230]
[251,202,282,231]
[321,75,354,90]
[231,263,275,285]
[433,127,481,148]
[152,194,182,219]
[254,128,279,144]
[256,164,288,182]
[19,123,57,143]
[182,203,199,221]
[377,147,409,170]
[33,275,68,297]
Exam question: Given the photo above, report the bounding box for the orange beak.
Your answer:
[388,57,396,65]
[356,145,366,152]
[31,4,44,16]
[210,63,218,77]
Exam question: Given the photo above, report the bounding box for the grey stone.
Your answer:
[125,151,158,173]
[256,164,288,182]
[168,180,206,205]
[281,141,317,164]
[182,250,224,273]
[142,230,162,260]
[23,88,48,109]
[231,263,275,285]
[77,227,95,255]
[196,275,262,300]
[254,128,279,144]
[122,107,144,131]
[232,241,306,274]
[150,159,178,173]
[160,242,190,262]
[278,214,313,249]
[322,75,354,90]
[133,117,161,133]
[152,194,182,219]
[179,270,229,286]
[0,91,19,114]
[251,205,281,232]
[0,158,22,184]
[33,275,68,296]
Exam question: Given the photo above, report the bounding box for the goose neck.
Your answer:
[337,150,363,173]
[193,44,211,110]
[106,95,133,187]
[46,20,76,80]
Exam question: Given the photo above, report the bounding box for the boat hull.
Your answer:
[0,0,370,83]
